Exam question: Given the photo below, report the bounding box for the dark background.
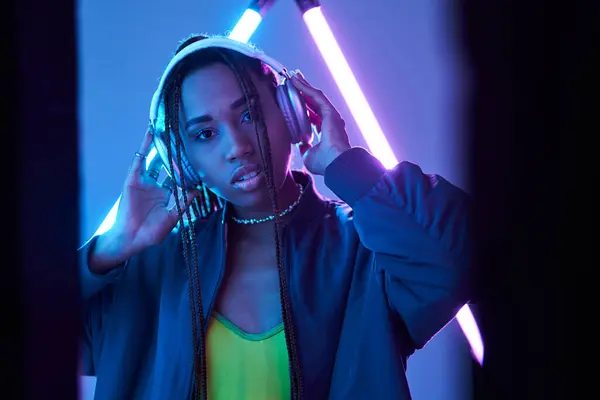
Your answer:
[6,0,579,398]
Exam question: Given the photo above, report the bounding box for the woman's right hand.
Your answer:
[89,128,198,273]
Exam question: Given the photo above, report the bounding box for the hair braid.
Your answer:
[162,36,304,400]
[164,77,208,400]
[173,80,208,400]
[220,53,304,399]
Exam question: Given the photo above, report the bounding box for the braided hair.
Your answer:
[160,34,303,400]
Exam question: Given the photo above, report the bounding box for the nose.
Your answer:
[223,125,253,162]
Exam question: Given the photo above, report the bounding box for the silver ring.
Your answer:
[147,169,160,180]
[135,152,147,159]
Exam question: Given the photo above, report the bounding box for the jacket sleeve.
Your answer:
[324,147,473,349]
[77,230,176,374]
[78,234,131,375]
[78,235,129,301]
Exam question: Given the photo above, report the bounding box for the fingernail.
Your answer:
[295,69,305,79]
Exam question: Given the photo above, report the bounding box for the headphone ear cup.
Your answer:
[152,130,201,190]
[276,79,312,145]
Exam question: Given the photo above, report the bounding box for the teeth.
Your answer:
[238,171,258,181]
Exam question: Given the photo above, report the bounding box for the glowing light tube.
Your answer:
[228,9,262,43]
[301,5,484,365]
[229,1,277,43]
[456,305,484,365]
[302,7,397,168]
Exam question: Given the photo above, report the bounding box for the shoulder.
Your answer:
[309,198,358,242]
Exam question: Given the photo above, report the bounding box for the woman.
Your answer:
[80,34,472,400]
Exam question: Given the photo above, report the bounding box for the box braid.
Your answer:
[162,80,207,400]
[217,51,304,400]
[160,35,304,400]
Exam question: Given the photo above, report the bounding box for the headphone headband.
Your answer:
[148,35,312,190]
[149,36,290,125]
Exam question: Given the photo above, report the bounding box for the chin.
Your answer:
[224,186,272,209]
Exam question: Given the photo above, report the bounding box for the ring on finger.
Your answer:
[147,169,160,180]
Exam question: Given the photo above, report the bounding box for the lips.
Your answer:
[230,164,263,184]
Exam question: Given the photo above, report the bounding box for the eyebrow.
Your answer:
[184,94,254,130]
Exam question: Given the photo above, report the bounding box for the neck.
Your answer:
[228,218,280,245]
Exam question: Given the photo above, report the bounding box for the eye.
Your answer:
[194,128,218,142]
[241,109,253,124]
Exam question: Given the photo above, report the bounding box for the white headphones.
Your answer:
[149,36,312,190]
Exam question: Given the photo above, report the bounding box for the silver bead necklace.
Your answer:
[231,183,304,225]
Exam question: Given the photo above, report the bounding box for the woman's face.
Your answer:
[178,61,293,210]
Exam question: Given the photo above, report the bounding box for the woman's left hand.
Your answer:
[290,70,351,176]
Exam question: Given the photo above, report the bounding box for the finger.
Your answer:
[130,128,154,175]
[307,107,322,132]
[160,176,178,202]
[288,70,329,118]
[161,175,175,192]
[139,125,156,154]
[145,154,164,180]
[301,89,321,114]
[290,72,335,114]
[297,142,312,157]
